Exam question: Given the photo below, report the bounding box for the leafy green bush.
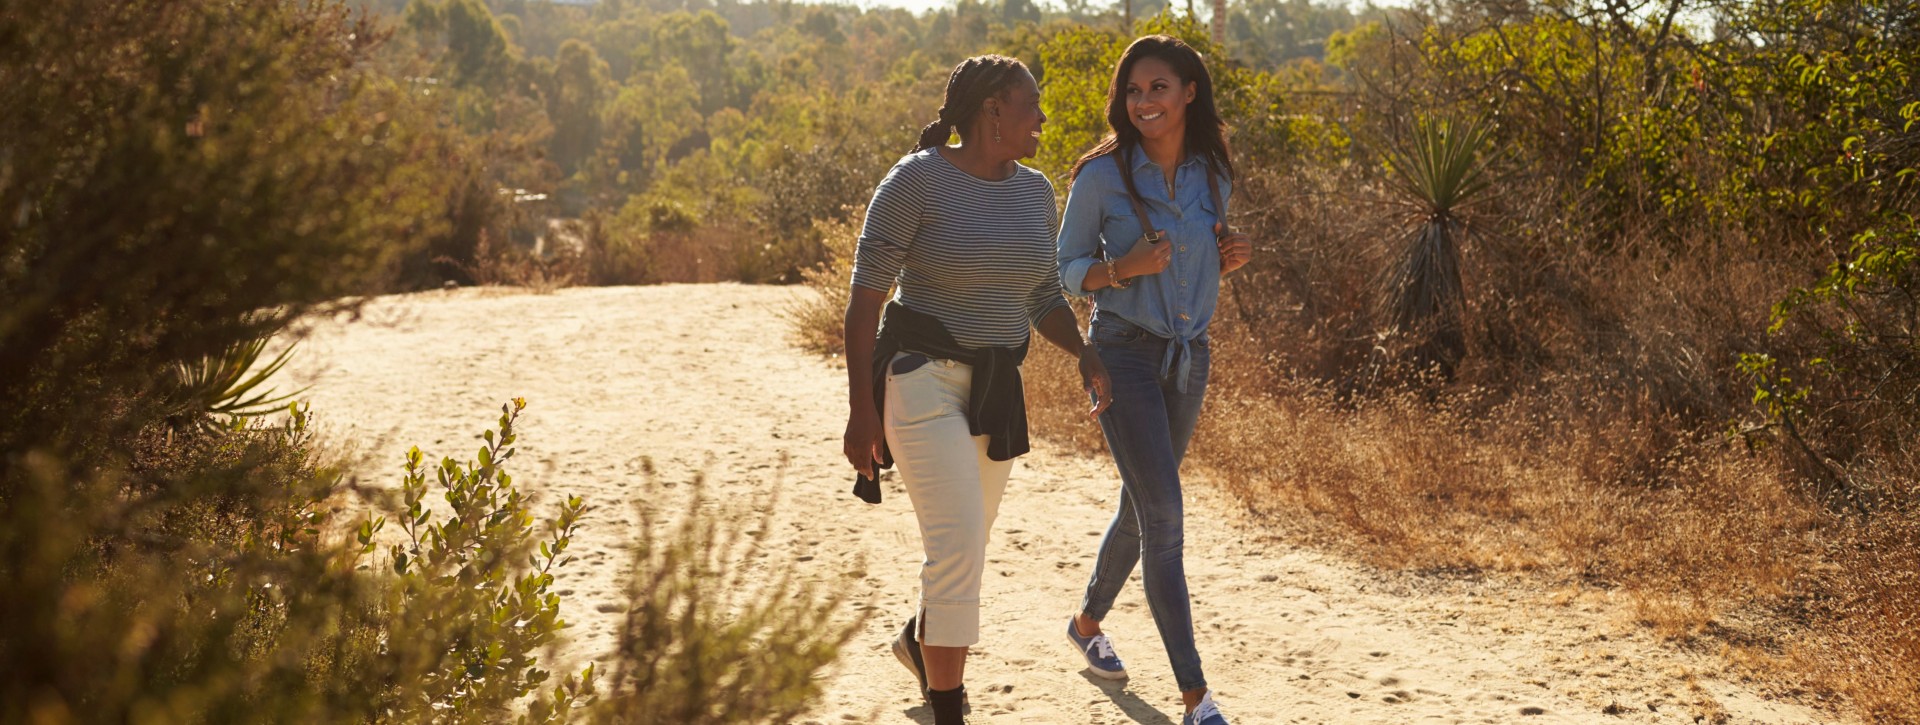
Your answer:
[1722,1,1920,514]
[0,405,385,723]
[364,398,595,723]
[0,0,449,459]
[3,395,854,723]
[584,197,696,285]
[0,1,506,716]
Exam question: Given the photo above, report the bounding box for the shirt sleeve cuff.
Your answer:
[1061,256,1099,298]
[1029,295,1071,327]
[848,268,893,293]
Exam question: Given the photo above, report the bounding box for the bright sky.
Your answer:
[827,0,1711,40]
[829,0,1376,15]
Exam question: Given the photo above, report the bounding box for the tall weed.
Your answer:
[592,468,862,723]
[786,207,864,357]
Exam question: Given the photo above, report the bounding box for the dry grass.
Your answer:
[582,220,772,286]
[444,231,582,294]
[1025,337,1919,720]
[1021,310,1111,455]
[641,224,767,284]
[452,215,790,292]
[785,209,863,357]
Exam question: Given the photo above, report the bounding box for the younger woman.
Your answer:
[1055,35,1253,725]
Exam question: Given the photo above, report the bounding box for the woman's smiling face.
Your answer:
[1124,56,1194,143]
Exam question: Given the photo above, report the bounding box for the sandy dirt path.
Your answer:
[283,284,1842,725]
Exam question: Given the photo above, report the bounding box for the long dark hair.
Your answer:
[1069,35,1233,184]
[915,54,1030,152]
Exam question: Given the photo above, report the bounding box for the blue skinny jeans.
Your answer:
[1078,315,1210,693]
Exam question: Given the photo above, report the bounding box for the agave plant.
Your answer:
[1379,115,1496,378]
[167,333,307,434]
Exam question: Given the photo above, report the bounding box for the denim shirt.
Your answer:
[1057,149,1230,391]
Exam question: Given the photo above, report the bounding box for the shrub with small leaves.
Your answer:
[363,397,595,723]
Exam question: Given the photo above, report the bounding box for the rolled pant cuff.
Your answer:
[1078,593,1115,622]
[918,599,980,648]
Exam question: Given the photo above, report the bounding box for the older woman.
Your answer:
[842,54,1110,725]
[1055,35,1253,725]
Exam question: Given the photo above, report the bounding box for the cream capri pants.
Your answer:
[883,352,1013,648]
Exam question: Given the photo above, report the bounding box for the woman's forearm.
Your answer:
[1080,259,1113,292]
[1035,306,1088,358]
[844,286,887,411]
[1078,255,1138,293]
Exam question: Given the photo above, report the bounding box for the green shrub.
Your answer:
[364,398,595,723]
[1,399,595,724]
[2,396,854,724]
[0,1,855,720]
[0,406,386,723]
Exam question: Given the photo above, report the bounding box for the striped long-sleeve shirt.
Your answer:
[851,148,1069,349]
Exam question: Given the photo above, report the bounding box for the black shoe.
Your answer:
[890,617,930,701]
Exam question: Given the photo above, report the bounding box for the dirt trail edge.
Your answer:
[284,284,1842,725]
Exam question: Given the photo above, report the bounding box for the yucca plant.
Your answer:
[1378,115,1497,378]
[167,332,307,434]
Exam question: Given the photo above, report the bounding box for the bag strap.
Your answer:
[1205,160,1228,235]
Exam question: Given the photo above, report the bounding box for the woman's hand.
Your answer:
[1115,229,1172,280]
[1080,346,1113,417]
[1216,223,1252,274]
[1033,306,1109,417]
[844,408,886,480]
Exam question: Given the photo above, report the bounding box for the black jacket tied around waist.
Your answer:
[853,300,1031,504]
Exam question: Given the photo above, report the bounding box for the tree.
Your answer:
[547,39,612,176]
[1224,0,1356,67]
[445,0,513,87]
[602,64,704,183]
[0,2,457,714]
[1003,0,1042,25]
[1037,24,1126,179]
[0,0,450,456]
[649,11,739,115]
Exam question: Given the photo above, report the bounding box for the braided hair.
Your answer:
[915,54,1030,152]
